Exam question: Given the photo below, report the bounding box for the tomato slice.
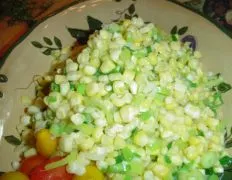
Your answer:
[30,156,73,180]
[19,155,47,175]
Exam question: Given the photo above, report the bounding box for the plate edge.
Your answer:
[167,0,232,39]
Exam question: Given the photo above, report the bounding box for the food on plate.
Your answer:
[1,17,232,180]
[0,171,29,180]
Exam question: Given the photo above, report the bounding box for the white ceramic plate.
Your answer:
[0,0,232,172]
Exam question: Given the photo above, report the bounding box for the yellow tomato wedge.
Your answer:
[72,165,104,180]
[0,171,29,180]
[35,129,57,157]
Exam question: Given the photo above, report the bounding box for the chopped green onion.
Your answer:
[197,130,204,137]
[132,94,145,105]
[186,80,197,88]
[205,167,214,175]
[133,49,147,58]
[77,124,94,136]
[126,33,133,43]
[115,154,124,164]
[128,160,144,175]
[51,82,60,92]
[204,92,223,114]
[213,92,223,107]
[180,162,194,171]
[177,169,205,180]
[107,162,130,174]
[45,151,77,170]
[70,82,76,91]
[83,113,93,124]
[84,97,113,124]
[122,147,134,161]
[139,111,152,121]
[50,123,76,137]
[219,156,232,167]
[148,139,163,152]
[94,69,104,77]
[45,109,55,119]
[146,46,152,54]
[76,83,86,95]
[167,142,173,150]
[124,175,132,180]
[172,172,178,180]
[164,155,171,164]
[130,127,138,137]
[154,93,166,105]
[111,65,122,74]
[63,123,76,134]
[120,47,131,61]
[159,88,170,96]
[50,123,61,136]
[208,174,219,180]
[47,96,57,103]
[200,151,218,169]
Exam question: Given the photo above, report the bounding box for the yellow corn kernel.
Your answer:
[184,146,198,160]
[114,136,126,149]
[152,163,169,178]
[189,136,201,146]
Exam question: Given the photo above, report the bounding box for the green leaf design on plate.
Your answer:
[128,4,135,15]
[133,14,138,18]
[31,41,43,48]
[43,49,52,55]
[43,37,53,45]
[224,130,228,140]
[54,36,62,49]
[167,142,173,150]
[0,74,8,83]
[67,27,90,39]
[171,25,178,35]
[87,16,103,30]
[225,139,232,148]
[172,34,178,41]
[217,82,232,93]
[178,26,188,35]
[4,135,21,146]
[125,13,131,20]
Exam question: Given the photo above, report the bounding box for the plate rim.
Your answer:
[168,0,232,39]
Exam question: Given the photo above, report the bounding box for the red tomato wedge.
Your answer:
[30,156,73,180]
[19,155,46,175]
